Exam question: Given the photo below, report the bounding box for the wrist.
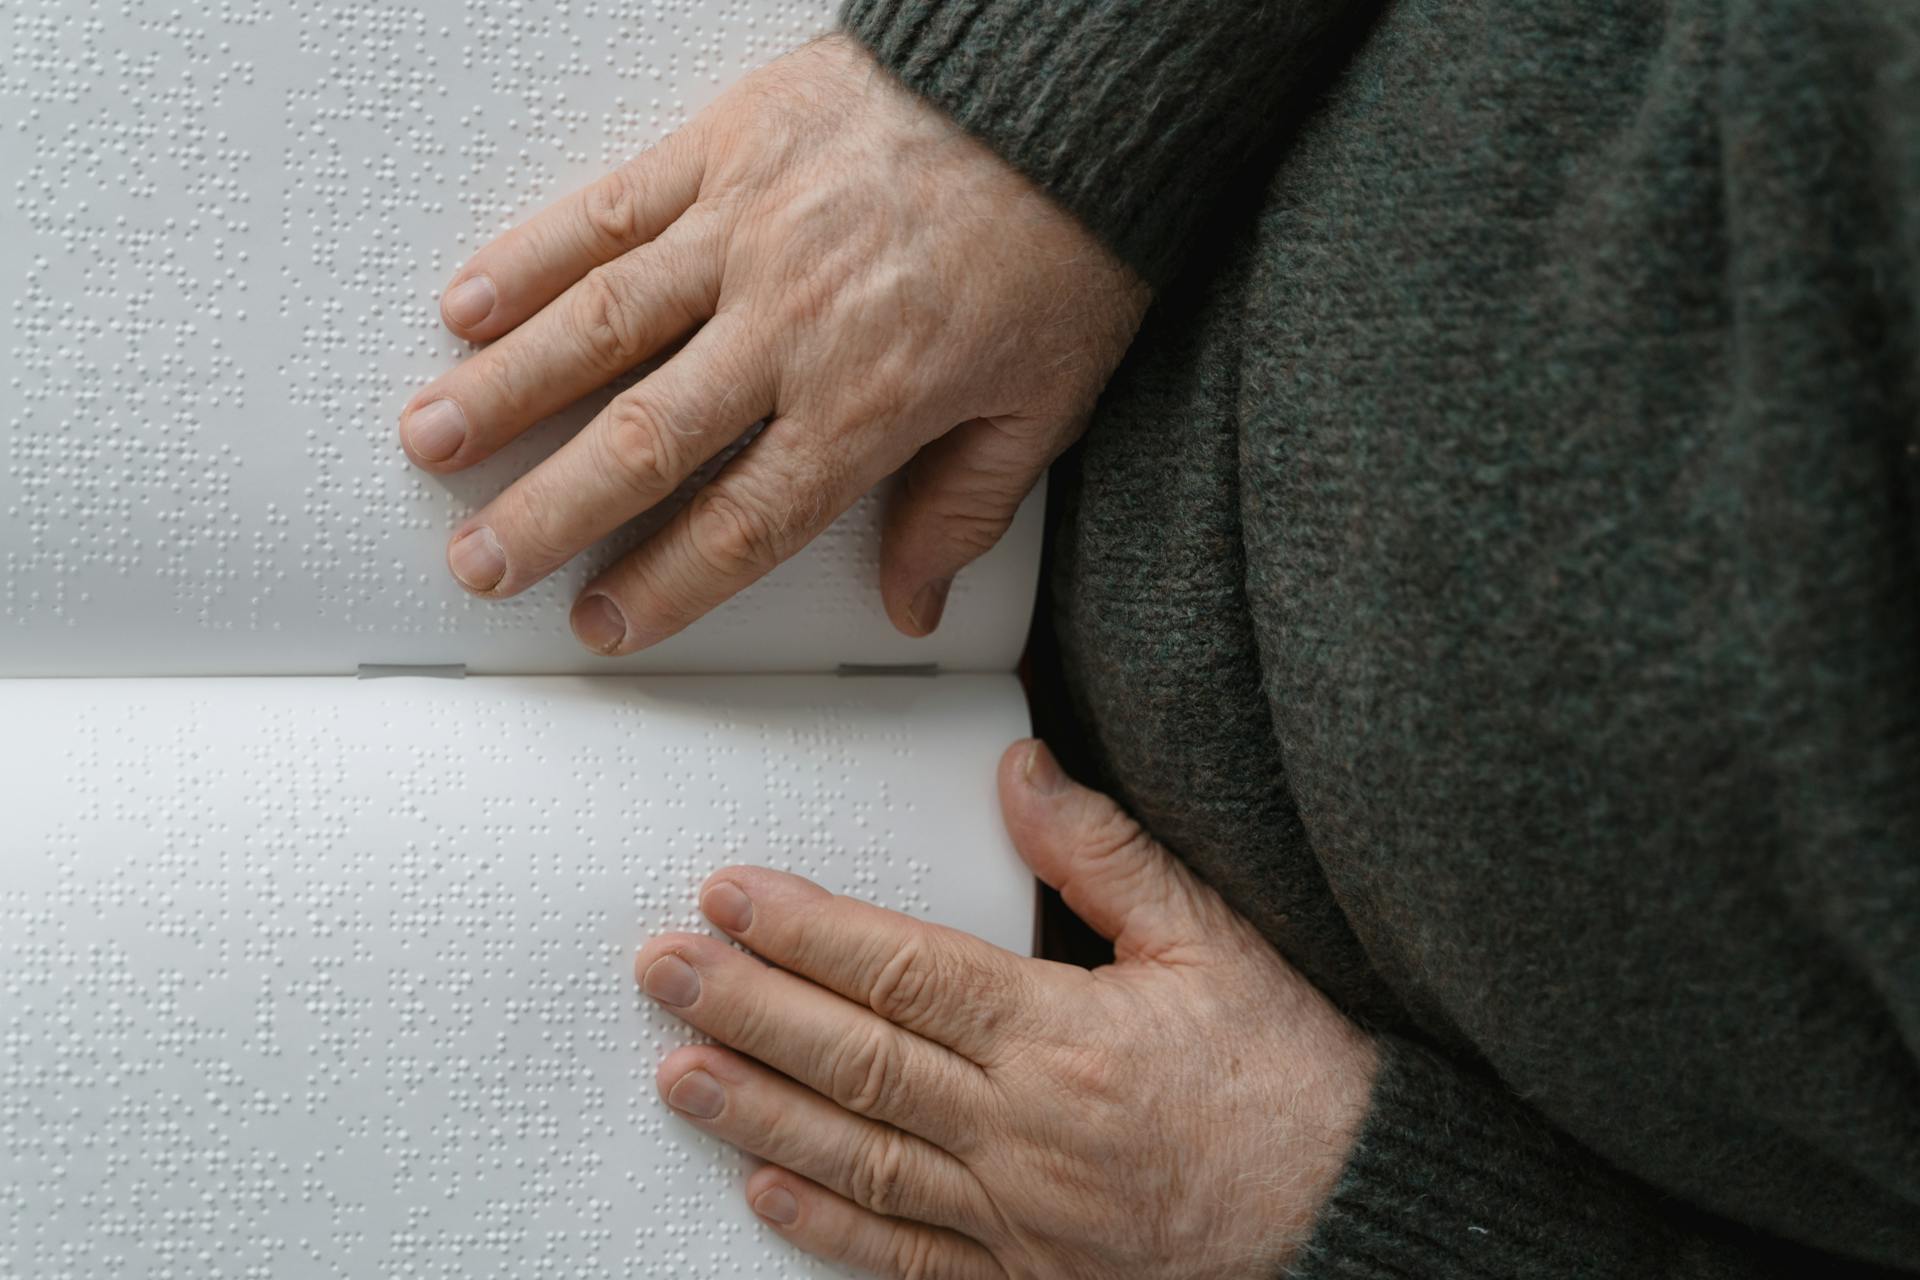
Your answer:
[1265,1027,1381,1267]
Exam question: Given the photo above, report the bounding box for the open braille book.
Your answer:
[1,5,1038,1276]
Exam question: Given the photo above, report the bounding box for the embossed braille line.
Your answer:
[1,0,1025,680]
[1,672,1024,1279]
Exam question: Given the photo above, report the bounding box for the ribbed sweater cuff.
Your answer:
[1289,1034,1740,1279]
[839,0,1346,287]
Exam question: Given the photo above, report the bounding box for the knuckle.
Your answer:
[689,486,784,580]
[479,348,536,414]
[733,1092,784,1154]
[598,397,681,500]
[574,266,645,370]
[828,1025,903,1119]
[582,171,643,248]
[890,1226,947,1280]
[824,1214,868,1270]
[866,936,940,1029]
[501,485,574,572]
[928,501,1011,557]
[847,1127,912,1218]
[1050,1040,1118,1102]
[1078,806,1153,868]
[721,984,778,1053]
[1066,805,1171,918]
[778,909,840,990]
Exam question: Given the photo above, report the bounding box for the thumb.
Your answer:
[879,416,1061,638]
[997,739,1230,964]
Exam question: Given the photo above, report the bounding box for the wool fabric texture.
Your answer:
[843,0,1920,1275]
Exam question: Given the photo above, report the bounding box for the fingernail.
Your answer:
[1022,740,1069,795]
[908,578,952,634]
[442,274,497,329]
[701,881,753,934]
[753,1185,799,1226]
[571,593,628,654]
[404,398,468,463]
[448,526,506,592]
[666,1068,725,1120]
[642,954,701,1007]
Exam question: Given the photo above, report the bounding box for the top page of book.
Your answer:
[0,1,1043,677]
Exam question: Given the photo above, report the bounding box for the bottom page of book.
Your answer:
[0,674,1034,1279]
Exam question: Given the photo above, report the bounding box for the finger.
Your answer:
[743,1165,1005,1280]
[437,128,707,343]
[444,316,771,598]
[570,420,878,654]
[697,867,1050,1065]
[635,933,988,1150]
[658,1045,993,1233]
[400,217,718,473]
[880,416,1057,637]
[997,739,1232,964]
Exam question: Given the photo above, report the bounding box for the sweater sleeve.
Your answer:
[837,0,1354,287]
[1289,1034,1902,1280]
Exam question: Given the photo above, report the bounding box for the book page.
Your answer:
[0,672,1035,1277]
[0,1,1042,678]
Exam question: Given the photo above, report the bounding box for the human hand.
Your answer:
[634,741,1378,1278]
[399,35,1148,653]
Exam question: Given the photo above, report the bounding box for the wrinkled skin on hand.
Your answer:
[636,741,1379,1279]
[400,35,1150,652]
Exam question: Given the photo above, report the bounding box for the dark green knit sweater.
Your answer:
[843,0,1920,1276]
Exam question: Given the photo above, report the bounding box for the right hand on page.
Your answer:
[636,740,1379,1278]
[398,34,1149,654]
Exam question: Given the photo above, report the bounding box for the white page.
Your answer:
[0,1,1042,678]
[0,673,1034,1277]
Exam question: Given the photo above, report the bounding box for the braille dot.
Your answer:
[0,0,1023,681]
[4,4,1036,1274]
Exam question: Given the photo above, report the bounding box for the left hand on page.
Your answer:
[398,34,1147,654]
[635,740,1378,1278]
